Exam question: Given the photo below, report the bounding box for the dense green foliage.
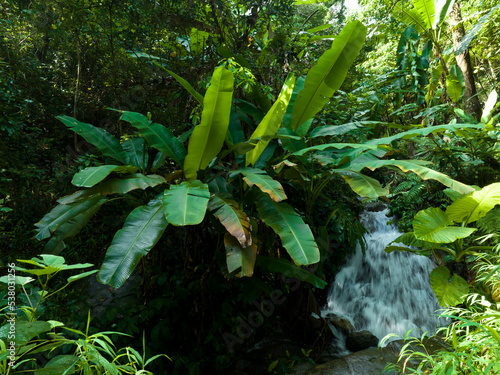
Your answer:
[2,0,500,373]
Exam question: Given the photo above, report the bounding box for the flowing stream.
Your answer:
[322,206,444,352]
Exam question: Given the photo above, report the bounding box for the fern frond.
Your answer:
[406,182,426,201]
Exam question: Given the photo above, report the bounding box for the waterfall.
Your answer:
[322,206,444,351]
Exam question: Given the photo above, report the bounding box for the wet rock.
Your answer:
[346,330,379,352]
[289,346,400,375]
[325,313,354,335]
[290,338,449,374]
[364,201,386,212]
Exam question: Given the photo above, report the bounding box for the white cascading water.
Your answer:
[322,206,444,352]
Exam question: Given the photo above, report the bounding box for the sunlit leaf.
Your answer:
[334,169,389,198]
[184,67,234,180]
[430,266,469,306]
[162,180,210,226]
[246,74,295,166]
[289,21,367,135]
[446,183,500,224]
[413,207,476,243]
[352,159,474,195]
[232,168,287,202]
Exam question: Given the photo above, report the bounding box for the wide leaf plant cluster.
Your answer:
[386,182,500,307]
[35,20,480,290]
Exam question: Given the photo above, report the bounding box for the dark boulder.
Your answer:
[346,330,379,352]
[364,201,386,212]
[289,346,400,375]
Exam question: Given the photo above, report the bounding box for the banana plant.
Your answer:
[391,0,463,105]
[36,19,378,290]
[34,64,322,288]
[385,183,500,306]
[392,0,455,48]
[37,18,476,292]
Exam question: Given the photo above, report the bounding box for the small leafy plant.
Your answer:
[0,254,168,374]
[382,259,500,374]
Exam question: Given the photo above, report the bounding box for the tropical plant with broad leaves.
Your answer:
[382,252,500,375]
[33,21,369,290]
[390,0,483,117]
[386,182,500,307]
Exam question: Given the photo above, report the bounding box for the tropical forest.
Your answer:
[1,0,500,374]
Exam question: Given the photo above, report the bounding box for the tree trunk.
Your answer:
[449,3,482,121]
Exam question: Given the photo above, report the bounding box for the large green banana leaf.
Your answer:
[256,194,319,265]
[334,170,389,198]
[56,115,128,164]
[59,174,166,204]
[224,233,257,277]
[281,76,308,152]
[35,197,106,240]
[393,0,455,31]
[289,21,367,135]
[232,168,287,202]
[443,187,477,202]
[123,138,148,170]
[246,74,296,166]
[446,73,463,102]
[350,159,474,195]
[256,256,327,288]
[366,123,483,146]
[115,110,187,167]
[413,207,476,243]
[309,122,364,138]
[71,165,138,187]
[156,65,204,105]
[208,195,252,247]
[184,67,234,181]
[162,180,210,226]
[291,143,380,156]
[393,0,435,32]
[282,76,305,129]
[430,266,469,307]
[456,5,500,56]
[446,183,500,224]
[98,199,168,288]
[434,0,456,28]
[43,199,107,254]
